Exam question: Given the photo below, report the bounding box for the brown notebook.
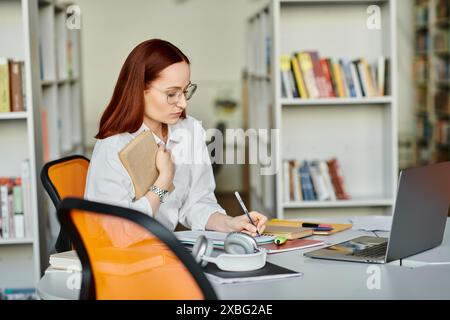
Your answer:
[119,130,174,200]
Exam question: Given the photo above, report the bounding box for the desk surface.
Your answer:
[37,218,450,300]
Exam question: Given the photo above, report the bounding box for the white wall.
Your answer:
[76,0,264,147]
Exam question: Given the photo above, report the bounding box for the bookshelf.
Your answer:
[414,0,450,165]
[246,0,398,220]
[0,0,84,290]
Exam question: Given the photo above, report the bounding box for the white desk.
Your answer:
[37,218,450,300]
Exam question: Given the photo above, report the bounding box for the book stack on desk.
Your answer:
[264,219,352,236]
[262,224,313,240]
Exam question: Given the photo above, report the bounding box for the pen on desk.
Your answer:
[234,191,260,236]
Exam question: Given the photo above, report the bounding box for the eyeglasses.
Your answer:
[150,82,197,105]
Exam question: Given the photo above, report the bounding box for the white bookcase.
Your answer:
[0,0,84,290]
[246,0,398,220]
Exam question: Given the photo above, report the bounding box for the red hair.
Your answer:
[95,39,190,139]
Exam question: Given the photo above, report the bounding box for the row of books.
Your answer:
[415,1,428,27]
[0,58,26,113]
[283,158,351,203]
[0,160,33,240]
[280,52,389,100]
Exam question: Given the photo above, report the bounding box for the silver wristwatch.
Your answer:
[149,185,170,203]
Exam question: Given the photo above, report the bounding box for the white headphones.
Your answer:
[191,232,267,272]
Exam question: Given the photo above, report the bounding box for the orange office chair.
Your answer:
[57,197,217,300]
[41,155,90,252]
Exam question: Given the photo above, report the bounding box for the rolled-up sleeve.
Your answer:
[178,123,226,230]
[84,140,153,216]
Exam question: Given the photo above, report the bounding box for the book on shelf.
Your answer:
[280,51,390,99]
[280,54,293,99]
[283,158,350,203]
[21,159,33,238]
[0,58,26,113]
[327,158,351,200]
[436,0,449,21]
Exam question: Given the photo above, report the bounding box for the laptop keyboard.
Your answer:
[352,242,388,259]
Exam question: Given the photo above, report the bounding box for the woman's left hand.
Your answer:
[227,211,268,237]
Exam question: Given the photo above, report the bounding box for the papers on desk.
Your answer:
[204,261,302,284]
[174,231,274,247]
[349,216,392,232]
[259,238,324,254]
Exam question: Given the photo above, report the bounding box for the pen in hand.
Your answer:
[234,191,260,237]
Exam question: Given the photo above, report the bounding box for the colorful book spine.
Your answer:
[307,51,329,98]
[309,161,330,201]
[280,55,293,99]
[9,61,25,112]
[300,161,316,201]
[340,59,356,97]
[350,62,363,97]
[291,54,308,98]
[298,52,320,99]
[333,61,347,97]
[320,58,336,97]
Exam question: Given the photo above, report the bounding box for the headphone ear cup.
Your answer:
[191,235,213,267]
[224,232,258,254]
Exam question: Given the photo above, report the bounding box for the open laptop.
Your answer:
[304,162,450,264]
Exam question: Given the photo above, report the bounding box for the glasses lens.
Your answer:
[167,92,180,105]
[185,84,197,100]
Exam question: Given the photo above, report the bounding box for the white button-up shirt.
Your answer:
[84,115,226,231]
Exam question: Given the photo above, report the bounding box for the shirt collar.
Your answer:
[131,122,182,144]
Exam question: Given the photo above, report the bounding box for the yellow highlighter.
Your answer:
[274,236,287,246]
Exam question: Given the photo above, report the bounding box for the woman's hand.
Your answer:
[154,143,174,190]
[226,211,268,237]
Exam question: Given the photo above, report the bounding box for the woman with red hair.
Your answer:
[85,39,267,236]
